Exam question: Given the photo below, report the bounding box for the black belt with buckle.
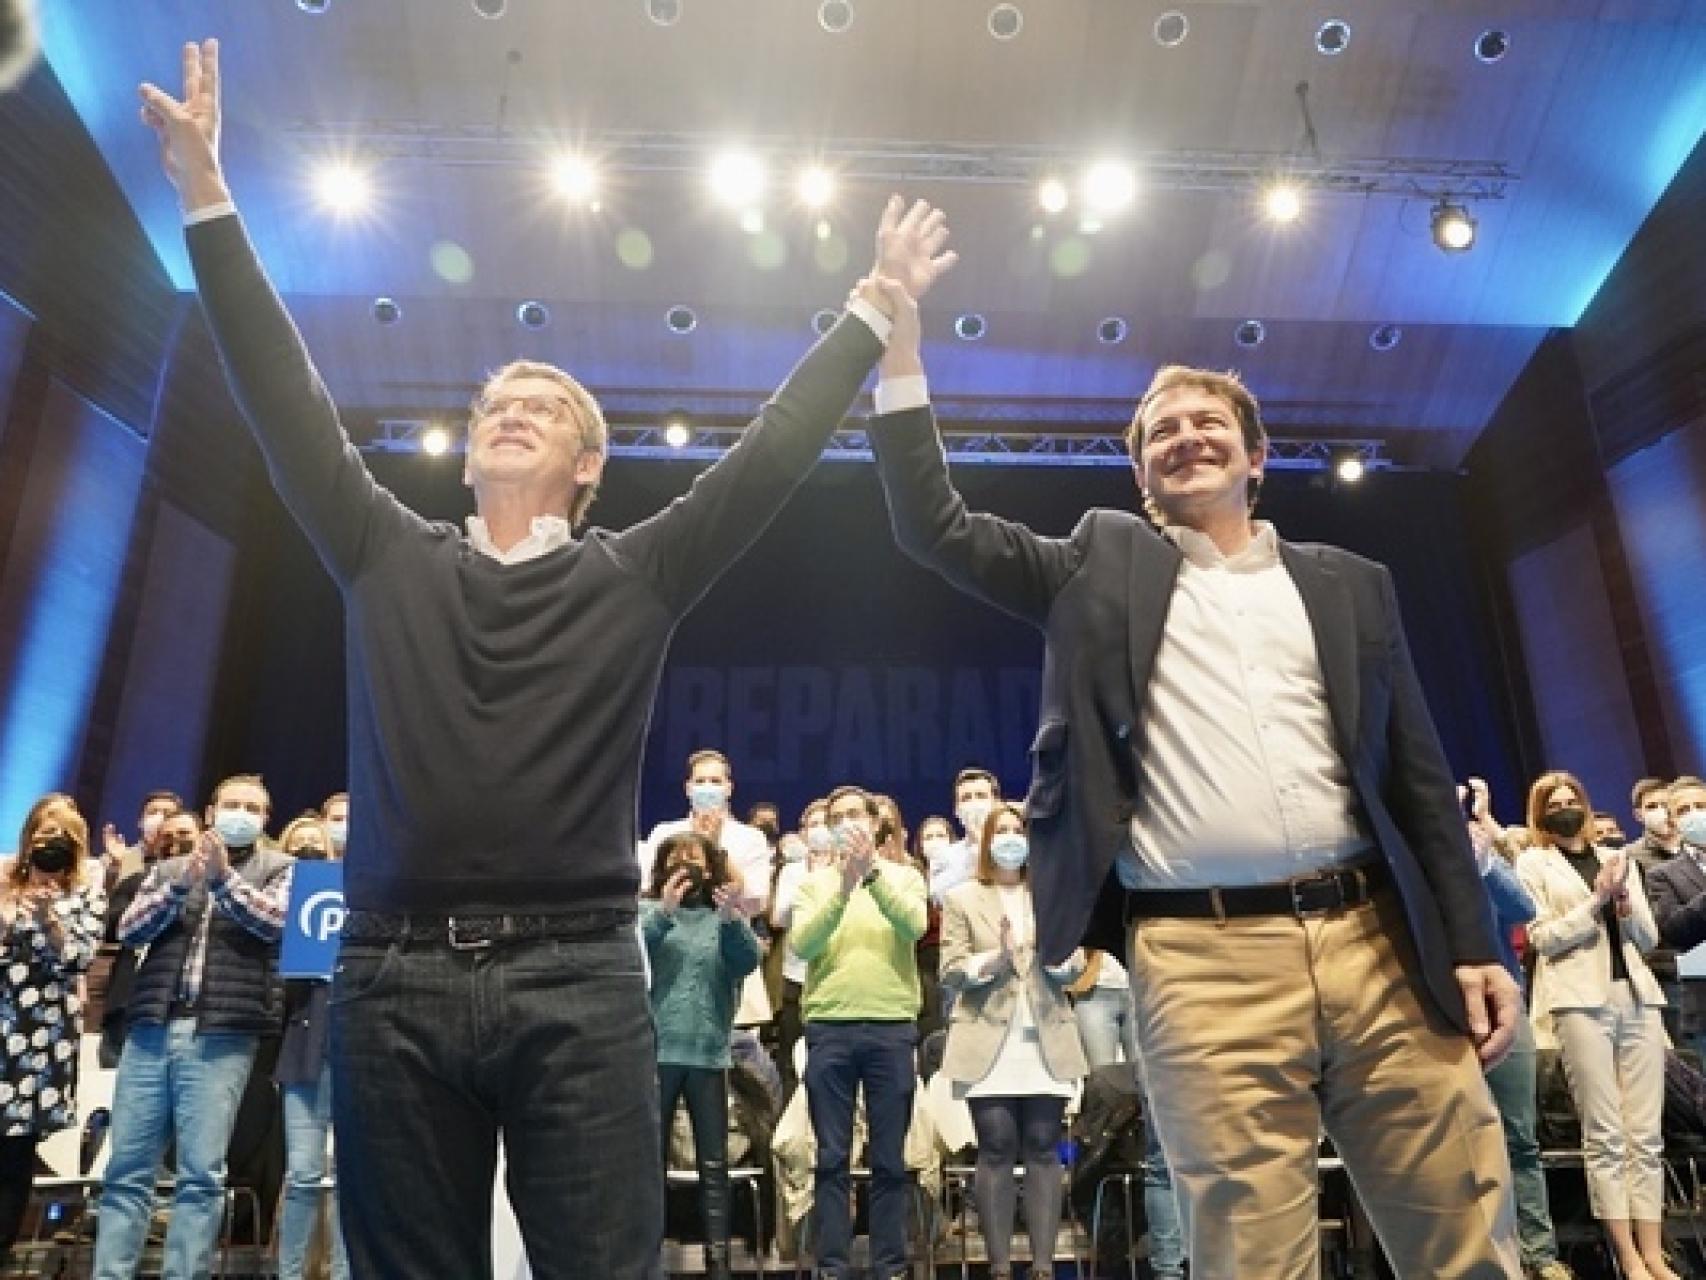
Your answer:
[342,908,636,950]
[1125,857,1388,923]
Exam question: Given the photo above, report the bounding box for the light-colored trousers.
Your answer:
[1554,980,1667,1222]
[1126,893,1521,1279]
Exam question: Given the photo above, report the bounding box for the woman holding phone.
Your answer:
[1517,771,1674,1280]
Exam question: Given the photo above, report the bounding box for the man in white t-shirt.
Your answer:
[640,749,772,914]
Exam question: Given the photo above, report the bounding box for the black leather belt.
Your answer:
[342,908,635,950]
[1125,858,1388,923]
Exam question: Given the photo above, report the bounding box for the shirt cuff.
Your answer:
[845,297,893,346]
[184,201,238,226]
[874,374,930,416]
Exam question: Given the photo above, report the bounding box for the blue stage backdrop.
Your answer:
[212,449,1528,840]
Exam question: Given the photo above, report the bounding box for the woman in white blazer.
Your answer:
[940,803,1089,1280]
[1517,770,1675,1280]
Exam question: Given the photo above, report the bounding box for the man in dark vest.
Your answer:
[94,773,293,1280]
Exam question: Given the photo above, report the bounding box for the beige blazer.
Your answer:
[938,879,1089,1088]
[1517,843,1665,1018]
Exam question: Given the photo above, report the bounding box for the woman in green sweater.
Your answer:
[642,832,762,1280]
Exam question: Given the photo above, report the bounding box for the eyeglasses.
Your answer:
[478,393,578,423]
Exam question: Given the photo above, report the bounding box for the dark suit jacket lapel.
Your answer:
[1128,533,1183,704]
[1279,541,1360,759]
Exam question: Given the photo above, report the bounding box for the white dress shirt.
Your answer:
[1117,522,1368,889]
[639,814,773,914]
[465,514,572,565]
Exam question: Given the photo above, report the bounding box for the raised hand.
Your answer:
[712,883,746,921]
[839,826,877,894]
[660,867,693,912]
[102,823,127,862]
[872,196,957,300]
[138,39,228,209]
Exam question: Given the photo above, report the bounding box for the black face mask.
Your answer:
[1601,834,1627,850]
[30,836,76,876]
[168,838,198,859]
[668,863,713,908]
[292,845,328,861]
[1541,808,1588,839]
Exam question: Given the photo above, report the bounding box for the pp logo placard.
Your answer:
[280,860,346,979]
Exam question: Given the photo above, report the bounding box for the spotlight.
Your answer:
[738,207,765,235]
[1234,319,1266,348]
[988,4,1023,41]
[1081,161,1136,215]
[471,0,506,17]
[1263,183,1304,223]
[1097,317,1128,345]
[421,426,452,457]
[371,297,402,326]
[516,300,550,330]
[1333,450,1366,483]
[814,218,833,241]
[811,309,839,336]
[296,0,331,12]
[313,161,373,216]
[1153,11,1188,48]
[1315,19,1350,55]
[955,313,987,342]
[665,304,698,335]
[645,0,682,25]
[1474,30,1509,64]
[1430,200,1477,252]
[551,154,599,205]
[1369,324,1402,352]
[818,0,853,34]
[797,166,835,210]
[663,416,692,448]
[709,150,765,208]
[1037,177,1069,215]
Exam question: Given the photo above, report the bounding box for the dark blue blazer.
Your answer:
[869,408,1500,1031]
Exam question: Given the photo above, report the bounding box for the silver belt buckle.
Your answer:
[447,916,494,950]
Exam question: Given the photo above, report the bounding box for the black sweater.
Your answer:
[187,214,881,914]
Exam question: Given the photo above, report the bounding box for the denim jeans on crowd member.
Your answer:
[330,920,664,1280]
[1483,1015,1560,1268]
[803,1020,917,1279]
[1074,986,1185,1279]
[92,1019,258,1280]
[279,1061,350,1280]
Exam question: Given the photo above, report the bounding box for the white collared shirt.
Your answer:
[1117,521,1368,889]
[464,514,572,565]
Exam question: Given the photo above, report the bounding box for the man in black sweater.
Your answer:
[139,39,955,1280]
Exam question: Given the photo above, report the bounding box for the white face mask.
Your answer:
[688,783,728,815]
[214,809,264,848]
[1643,805,1675,838]
[921,835,952,863]
[805,825,832,853]
[326,819,348,852]
[989,833,1029,871]
[140,812,165,841]
[1680,812,1706,850]
[958,800,993,838]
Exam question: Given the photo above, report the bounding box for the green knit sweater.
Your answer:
[641,902,761,1069]
[791,863,928,1021]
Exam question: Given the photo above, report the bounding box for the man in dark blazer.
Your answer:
[1644,775,1706,1061]
[860,277,1520,1278]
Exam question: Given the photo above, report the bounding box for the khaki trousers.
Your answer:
[1126,893,1520,1279]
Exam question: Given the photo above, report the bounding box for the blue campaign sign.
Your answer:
[280,859,347,979]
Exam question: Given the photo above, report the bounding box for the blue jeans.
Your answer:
[1484,1016,1558,1266]
[92,1019,258,1280]
[1074,987,1184,1278]
[803,1020,916,1279]
[330,924,663,1280]
[280,1061,350,1280]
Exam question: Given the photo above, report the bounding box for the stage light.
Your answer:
[955,313,987,342]
[550,154,599,205]
[516,300,550,330]
[797,166,835,210]
[1081,161,1136,215]
[1097,317,1128,345]
[1263,183,1303,223]
[814,218,833,241]
[1037,177,1069,215]
[421,426,452,456]
[738,207,766,235]
[313,161,373,216]
[988,4,1022,41]
[1474,30,1509,64]
[1369,324,1402,352]
[646,0,682,25]
[1430,200,1477,252]
[1153,11,1188,47]
[1333,450,1366,483]
[818,0,853,34]
[709,150,765,208]
[371,297,402,326]
[1234,319,1266,348]
[663,416,692,448]
[665,304,698,335]
[1316,19,1350,55]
